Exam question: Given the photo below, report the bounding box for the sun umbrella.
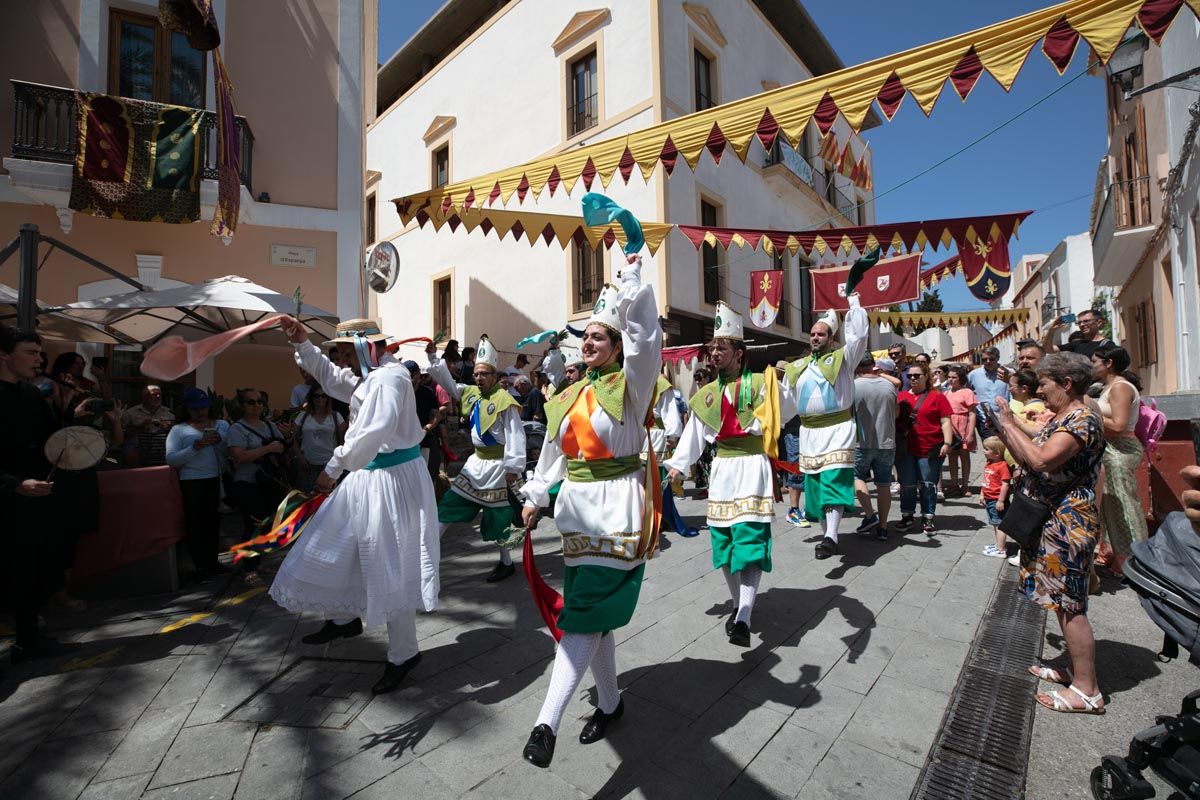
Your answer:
[54,275,339,344]
[0,284,128,344]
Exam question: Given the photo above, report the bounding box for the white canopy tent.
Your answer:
[0,284,129,344]
[55,275,340,345]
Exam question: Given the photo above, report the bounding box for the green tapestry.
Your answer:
[69,92,203,224]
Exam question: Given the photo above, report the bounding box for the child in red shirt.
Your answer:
[979,436,1011,557]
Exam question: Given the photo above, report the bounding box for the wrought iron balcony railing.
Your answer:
[765,140,863,226]
[10,79,253,191]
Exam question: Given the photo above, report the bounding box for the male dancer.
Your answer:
[427,336,526,581]
[666,302,795,647]
[273,317,440,695]
[785,293,868,559]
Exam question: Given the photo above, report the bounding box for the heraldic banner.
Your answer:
[69,92,203,224]
[750,270,784,328]
[811,253,921,311]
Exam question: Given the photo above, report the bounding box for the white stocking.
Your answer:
[735,567,762,626]
[824,507,844,544]
[589,633,621,714]
[720,566,739,606]
[499,546,513,566]
[535,632,602,734]
[385,610,419,665]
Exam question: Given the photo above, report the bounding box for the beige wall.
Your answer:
[0,202,339,311]
[0,0,82,176]
[224,0,341,209]
[1117,238,1177,395]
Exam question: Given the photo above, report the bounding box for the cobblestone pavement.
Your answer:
[0,479,1010,800]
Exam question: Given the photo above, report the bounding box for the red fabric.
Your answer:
[716,388,748,441]
[1137,0,1184,43]
[950,47,984,99]
[661,345,706,366]
[875,71,906,120]
[750,269,784,328]
[523,529,563,642]
[1042,16,1081,74]
[71,467,185,582]
[898,389,952,456]
[981,460,1011,500]
[958,232,1013,301]
[811,253,921,311]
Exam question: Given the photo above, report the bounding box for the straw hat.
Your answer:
[326,318,390,344]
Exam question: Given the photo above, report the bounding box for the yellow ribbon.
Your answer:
[753,368,780,459]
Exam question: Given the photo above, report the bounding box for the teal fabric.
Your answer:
[364,446,421,470]
[437,489,516,542]
[558,563,645,633]
[803,468,856,520]
[710,522,773,573]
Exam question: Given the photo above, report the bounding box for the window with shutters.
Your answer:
[568,50,598,136]
[701,199,722,305]
[108,9,206,108]
[572,242,605,313]
[694,49,716,111]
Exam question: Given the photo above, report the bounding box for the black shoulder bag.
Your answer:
[1000,444,1097,553]
[236,420,296,498]
[910,391,960,458]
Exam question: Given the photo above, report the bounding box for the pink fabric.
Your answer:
[945,388,978,451]
[140,314,287,380]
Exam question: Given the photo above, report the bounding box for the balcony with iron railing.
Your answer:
[764,139,863,226]
[9,79,254,191]
[1091,174,1154,286]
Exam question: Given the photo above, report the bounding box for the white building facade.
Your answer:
[367,0,875,362]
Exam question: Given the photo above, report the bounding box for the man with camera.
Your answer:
[122,384,175,466]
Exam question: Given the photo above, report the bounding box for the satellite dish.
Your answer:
[365,241,400,294]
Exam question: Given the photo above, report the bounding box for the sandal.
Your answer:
[1037,684,1105,714]
[1028,665,1073,685]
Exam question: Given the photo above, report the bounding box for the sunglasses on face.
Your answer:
[907,373,925,379]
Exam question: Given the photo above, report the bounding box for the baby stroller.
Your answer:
[1090,511,1200,800]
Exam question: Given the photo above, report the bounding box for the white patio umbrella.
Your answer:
[0,284,129,344]
[55,275,340,344]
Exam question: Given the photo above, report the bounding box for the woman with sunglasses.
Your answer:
[895,363,953,534]
[226,388,290,535]
[294,385,347,492]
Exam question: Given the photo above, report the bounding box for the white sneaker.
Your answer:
[1007,554,1020,566]
[981,545,1005,558]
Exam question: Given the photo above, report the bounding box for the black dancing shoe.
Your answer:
[486,562,516,583]
[579,699,625,744]
[724,615,736,638]
[523,724,556,768]
[814,537,839,560]
[301,618,363,645]
[728,621,751,647]
[371,652,421,695]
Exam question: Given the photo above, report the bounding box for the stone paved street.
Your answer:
[0,483,1012,800]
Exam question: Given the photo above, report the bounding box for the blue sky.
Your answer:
[378,1,1108,312]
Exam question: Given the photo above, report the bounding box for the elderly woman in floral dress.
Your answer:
[994,352,1106,714]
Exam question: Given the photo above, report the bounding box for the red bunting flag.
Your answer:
[750,270,785,328]
[811,252,921,311]
[819,132,839,164]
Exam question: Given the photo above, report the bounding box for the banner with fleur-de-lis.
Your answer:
[749,270,784,328]
[957,230,1012,301]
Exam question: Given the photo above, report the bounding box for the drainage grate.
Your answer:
[911,578,1046,800]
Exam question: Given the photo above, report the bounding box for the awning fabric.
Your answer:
[675,212,1030,258]
[869,308,1030,328]
[393,0,1199,218]
[405,205,672,255]
[920,255,963,291]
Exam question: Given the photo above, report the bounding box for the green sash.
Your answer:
[801,408,853,428]
[687,373,765,433]
[566,454,642,482]
[546,363,627,442]
[474,445,505,460]
[460,385,520,435]
[715,436,765,458]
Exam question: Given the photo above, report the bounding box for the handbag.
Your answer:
[236,420,296,497]
[1000,457,1094,553]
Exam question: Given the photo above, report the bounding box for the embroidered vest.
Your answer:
[785,347,846,388]
[546,364,627,442]
[688,373,765,434]
[460,385,519,435]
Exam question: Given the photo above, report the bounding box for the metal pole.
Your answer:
[17,224,39,330]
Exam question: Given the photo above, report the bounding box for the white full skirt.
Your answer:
[269,458,440,627]
[707,453,775,527]
[555,471,646,571]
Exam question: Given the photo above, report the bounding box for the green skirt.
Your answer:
[559,563,645,633]
[710,522,772,574]
[1100,436,1149,557]
[438,489,516,543]
[804,468,855,520]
